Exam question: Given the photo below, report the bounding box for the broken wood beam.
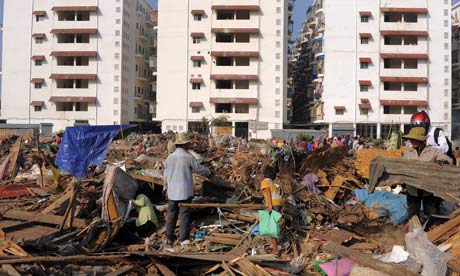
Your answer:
[2,210,88,229]
[0,254,129,265]
[223,213,256,223]
[178,203,264,209]
[204,236,240,246]
[428,214,460,243]
[150,257,176,276]
[323,241,418,276]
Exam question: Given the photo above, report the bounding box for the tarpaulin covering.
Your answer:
[354,189,408,225]
[56,125,133,178]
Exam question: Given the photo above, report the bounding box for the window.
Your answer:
[76,56,89,66]
[404,13,417,23]
[384,59,402,69]
[404,106,417,114]
[76,34,90,43]
[116,19,121,24]
[275,65,280,71]
[57,56,74,66]
[76,12,90,21]
[235,34,250,43]
[275,77,280,83]
[361,16,369,23]
[276,7,281,14]
[216,80,232,89]
[34,83,42,89]
[75,102,88,111]
[384,82,402,91]
[35,60,43,66]
[335,109,344,115]
[192,107,200,113]
[235,80,249,89]
[75,120,89,125]
[75,79,89,88]
[276,30,281,37]
[193,60,201,67]
[216,33,233,43]
[34,106,42,112]
[445,66,450,73]
[217,10,234,20]
[58,11,75,21]
[360,37,369,44]
[193,37,201,44]
[35,15,44,22]
[384,36,402,45]
[193,14,202,21]
[360,109,368,116]
[276,19,281,26]
[216,57,233,66]
[384,13,402,23]
[276,41,281,48]
[404,36,418,45]
[115,30,120,36]
[192,83,201,90]
[383,106,401,114]
[445,32,449,39]
[215,103,232,113]
[360,85,369,92]
[276,53,281,59]
[275,99,281,106]
[235,104,249,113]
[235,57,250,66]
[57,79,74,89]
[235,10,250,20]
[35,37,44,44]
[404,59,418,69]
[445,20,449,27]
[56,102,73,111]
[404,83,418,91]
[275,88,280,95]
[360,62,369,69]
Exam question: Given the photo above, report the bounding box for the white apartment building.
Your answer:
[156,0,289,139]
[296,0,452,139]
[1,0,156,132]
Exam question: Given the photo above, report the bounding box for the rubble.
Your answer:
[0,129,459,275]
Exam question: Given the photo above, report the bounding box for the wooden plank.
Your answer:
[0,265,21,276]
[179,203,264,209]
[41,189,72,214]
[8,137,22,180]
[323,241,418,276]
[324,175,346,200]
[204,236,240,246]
[427,215,460,243]
[105,265,135,276]
[150,258,175,276]
[2,210,88,229]
[0,254,129,265]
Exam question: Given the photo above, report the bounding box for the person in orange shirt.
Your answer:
[261,166,283,255]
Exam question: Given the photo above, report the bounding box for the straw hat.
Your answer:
[175,132,191,145]
[402,127,426,142]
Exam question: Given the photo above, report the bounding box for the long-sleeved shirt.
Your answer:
[426,126,449,154]
[132,194,158,227]
[164,148,211,201]
[402,146,452,196]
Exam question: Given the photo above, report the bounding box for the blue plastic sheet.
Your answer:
[56,125,133,179]
[353,189,408,225]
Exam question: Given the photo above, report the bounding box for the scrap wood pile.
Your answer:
[0,131,458,275]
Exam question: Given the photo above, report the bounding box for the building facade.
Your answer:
[156,0,291,139]
[291,0,452,139]
[1,0,156,132]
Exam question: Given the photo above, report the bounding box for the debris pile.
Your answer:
[0,128,458,275]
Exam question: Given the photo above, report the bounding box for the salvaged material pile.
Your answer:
[0,131,459,275]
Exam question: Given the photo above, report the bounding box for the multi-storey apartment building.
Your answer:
[292,0,452,139]
[157,0,292,139]
[1,0,156,132]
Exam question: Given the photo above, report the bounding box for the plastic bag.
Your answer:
[258,210,282,239]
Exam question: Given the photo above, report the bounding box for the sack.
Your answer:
[258,210,282,239]
[434,128,456,165]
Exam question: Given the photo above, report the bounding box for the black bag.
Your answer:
[434,128,456,165]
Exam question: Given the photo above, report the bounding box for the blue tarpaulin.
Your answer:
[354,189,408,225]
[56,125,133,179]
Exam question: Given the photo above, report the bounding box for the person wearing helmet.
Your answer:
[410,111,449,154]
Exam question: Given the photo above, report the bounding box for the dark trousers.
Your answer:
[166,198,192,242]
[407,192,442,220]
[137,221,156,237]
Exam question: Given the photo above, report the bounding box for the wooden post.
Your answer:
[59,179,80,231]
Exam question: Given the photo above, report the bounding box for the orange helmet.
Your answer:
[410,111,430,130]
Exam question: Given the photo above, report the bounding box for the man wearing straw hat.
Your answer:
[402,127,452,221]
[164,132,212,247]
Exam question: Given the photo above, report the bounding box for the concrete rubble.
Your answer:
[0,130,458,275]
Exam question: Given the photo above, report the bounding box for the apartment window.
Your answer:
[34,106,42,112]
[192,83,201,90]
[115,53,120,59]
[360,109,369,116]
[76,12,90,21]
[75,102,88,111]
[444,101,449,109]
[75,79,89,89]
[235,104,249,113]
[235,80,249,89]
[56,102,73,111]
[193,14,202,21]
[216,56,233,66]
[384,13,402,23]
[57,79,74,89]
[35,15,44,22]
[404,59,418,69]
[404,106,417,114]
[384,82,402,91]
[384,36,403,45]
[360,62,369,69]
[116,19,121,24]
[276,41,281,48]
[115,41,120,47]
[235,34,250,43]
[276,53,281,59]
[76,56,89,66]
[35,37,44,44]
[216,80,232,89]
[236,10,250,20]
[404,83,418,91]
[276,30,281,37]
[275,77,280,83]
[275,111,281,118]
[193,37,201,44]
[57,57,74,66]
[58,11,75,21]
[115,30,120,36]
[445,79,449,85]
[360,37,369,44]
[215,103,232,113]
[444,113,449,120]
[445,43,449,50]
[404,13,418,23]
[445,20,449,27]
[276,88,281,95]
[114,110,119,116]
[361,16,369,23]
[276,19,281,26]
[445,32,449,39]
[235,57,250,66]
[116,7,121,13]
[34,83,42,89]
[114,87,119,93]
[275,65,280,71]
[35,60,43,66]
[216,33,233,43]
[445,89,449,96]
[192,107,201,113]
[445,66,449,73]
[276,7,281,14]
[335,109,344,115]
[275,99,281,107]
[217,10,234,20]
[384,59,402,69]
[193,60,202,67]
[360,85,369,92]
[384,106,401,114]
[404,36,418,45]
